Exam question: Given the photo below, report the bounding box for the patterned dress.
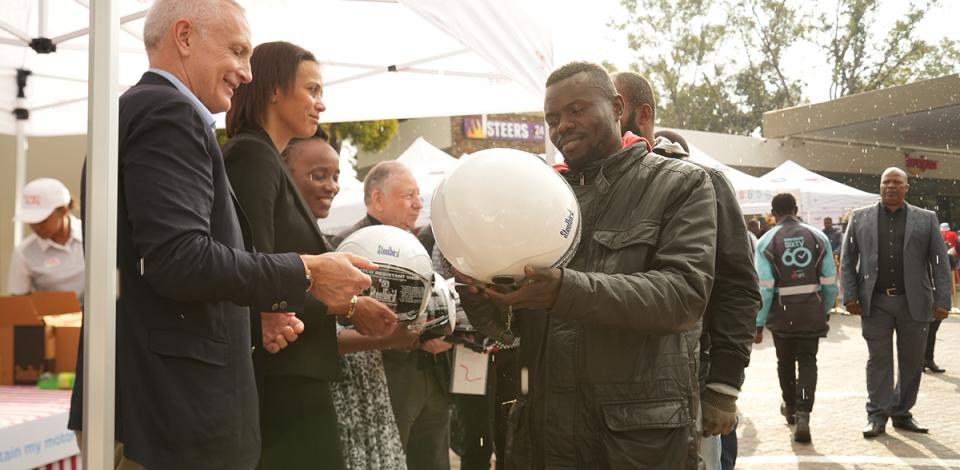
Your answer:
[330,328,408,470]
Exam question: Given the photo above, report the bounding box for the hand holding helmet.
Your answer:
[301,252,376,310]
[336,225,435,332]
[349,296,399,338]
[480,265,562,311]
[431,148,581,285]
[452,268,517,345]
[381,320,422,351]
[420,337,453,355]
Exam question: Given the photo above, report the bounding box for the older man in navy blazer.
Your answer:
[841,167,951,439]
[67,1,387,468]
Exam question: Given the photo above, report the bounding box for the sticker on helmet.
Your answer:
[359,263,430,322]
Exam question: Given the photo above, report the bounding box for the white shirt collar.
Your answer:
[34,215,82,252]
[148,67,217,129]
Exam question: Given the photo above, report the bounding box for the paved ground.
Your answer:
[452,313,960,469]
[736,312,960,469]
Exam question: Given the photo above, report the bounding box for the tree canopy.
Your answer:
[614,0,959,135]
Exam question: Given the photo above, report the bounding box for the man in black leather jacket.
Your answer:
[458,61,718,469]
[614,70,761,469]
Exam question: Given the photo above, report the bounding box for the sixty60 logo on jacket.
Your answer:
[756,216,838,337]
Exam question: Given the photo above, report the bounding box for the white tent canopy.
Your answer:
[760,160,878,224]
[686,144,784,215]
[0,0,555,136]
[0,2,573,464]
[318,137,460,237]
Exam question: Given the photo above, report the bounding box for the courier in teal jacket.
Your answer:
[755,193,837,443]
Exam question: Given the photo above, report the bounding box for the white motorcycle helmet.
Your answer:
[421,273,457,338]
[336,225,433,322]
[431,148,581,285]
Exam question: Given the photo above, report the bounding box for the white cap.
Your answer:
[15,178,71,224]
[941,222,951,231]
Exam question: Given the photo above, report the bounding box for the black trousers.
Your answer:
[490,348,521,470]
[925,319,942,361]
[453,393,493,470]
[772,334,820,413]
[258,375,345,470]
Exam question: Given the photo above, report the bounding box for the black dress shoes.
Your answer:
[892,417,929,433]
[924,360,946,373]
[862,421,885,438]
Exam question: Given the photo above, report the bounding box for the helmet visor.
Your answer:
[361,263,432,322]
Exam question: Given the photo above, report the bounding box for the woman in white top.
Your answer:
[6,178,84,304]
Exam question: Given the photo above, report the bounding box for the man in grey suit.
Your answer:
[841,167,952,439]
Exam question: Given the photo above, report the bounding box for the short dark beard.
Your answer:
[620,108,641,137]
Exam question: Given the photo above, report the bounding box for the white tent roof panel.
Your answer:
[760,160,878,223]
[686,144,783,215]
[1,0,553,136]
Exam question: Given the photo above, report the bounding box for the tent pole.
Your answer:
[39,0,48,37]
[0,20,31,43]
[544,124,556,165]
[82,0,119,468]
[13,68,32,245]
[13,110,26,245]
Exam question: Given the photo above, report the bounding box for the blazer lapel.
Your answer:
[858,204,878,268]
[903,203,915,249]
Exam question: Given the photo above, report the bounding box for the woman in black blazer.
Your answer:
[222,41,396,469]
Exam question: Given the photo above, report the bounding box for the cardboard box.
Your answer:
[0,292,82,385]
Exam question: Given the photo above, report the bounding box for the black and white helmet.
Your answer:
[336,225,433,322]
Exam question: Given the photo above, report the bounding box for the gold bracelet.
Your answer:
[346,295,358,319]
[303,261,313,293]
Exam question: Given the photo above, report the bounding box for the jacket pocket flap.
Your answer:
[148,330,229,366]
[593,221,660,250]
[601,399,689,431]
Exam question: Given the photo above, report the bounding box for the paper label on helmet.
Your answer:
[361,264,430,322]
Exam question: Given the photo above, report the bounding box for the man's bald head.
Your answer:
[142,0,252,114]
[881,167,908,180]
[611,71,656,141]
[143,0,244,52]
[880,167,909,209]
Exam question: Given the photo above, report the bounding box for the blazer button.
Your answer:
[279,301,288,310]
[272,303,279,311]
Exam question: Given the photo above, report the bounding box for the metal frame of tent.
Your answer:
[1,1,556,467]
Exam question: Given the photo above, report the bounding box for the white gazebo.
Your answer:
[1,1,563,466]
[760,160,878,224]
[686,145,785,216]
